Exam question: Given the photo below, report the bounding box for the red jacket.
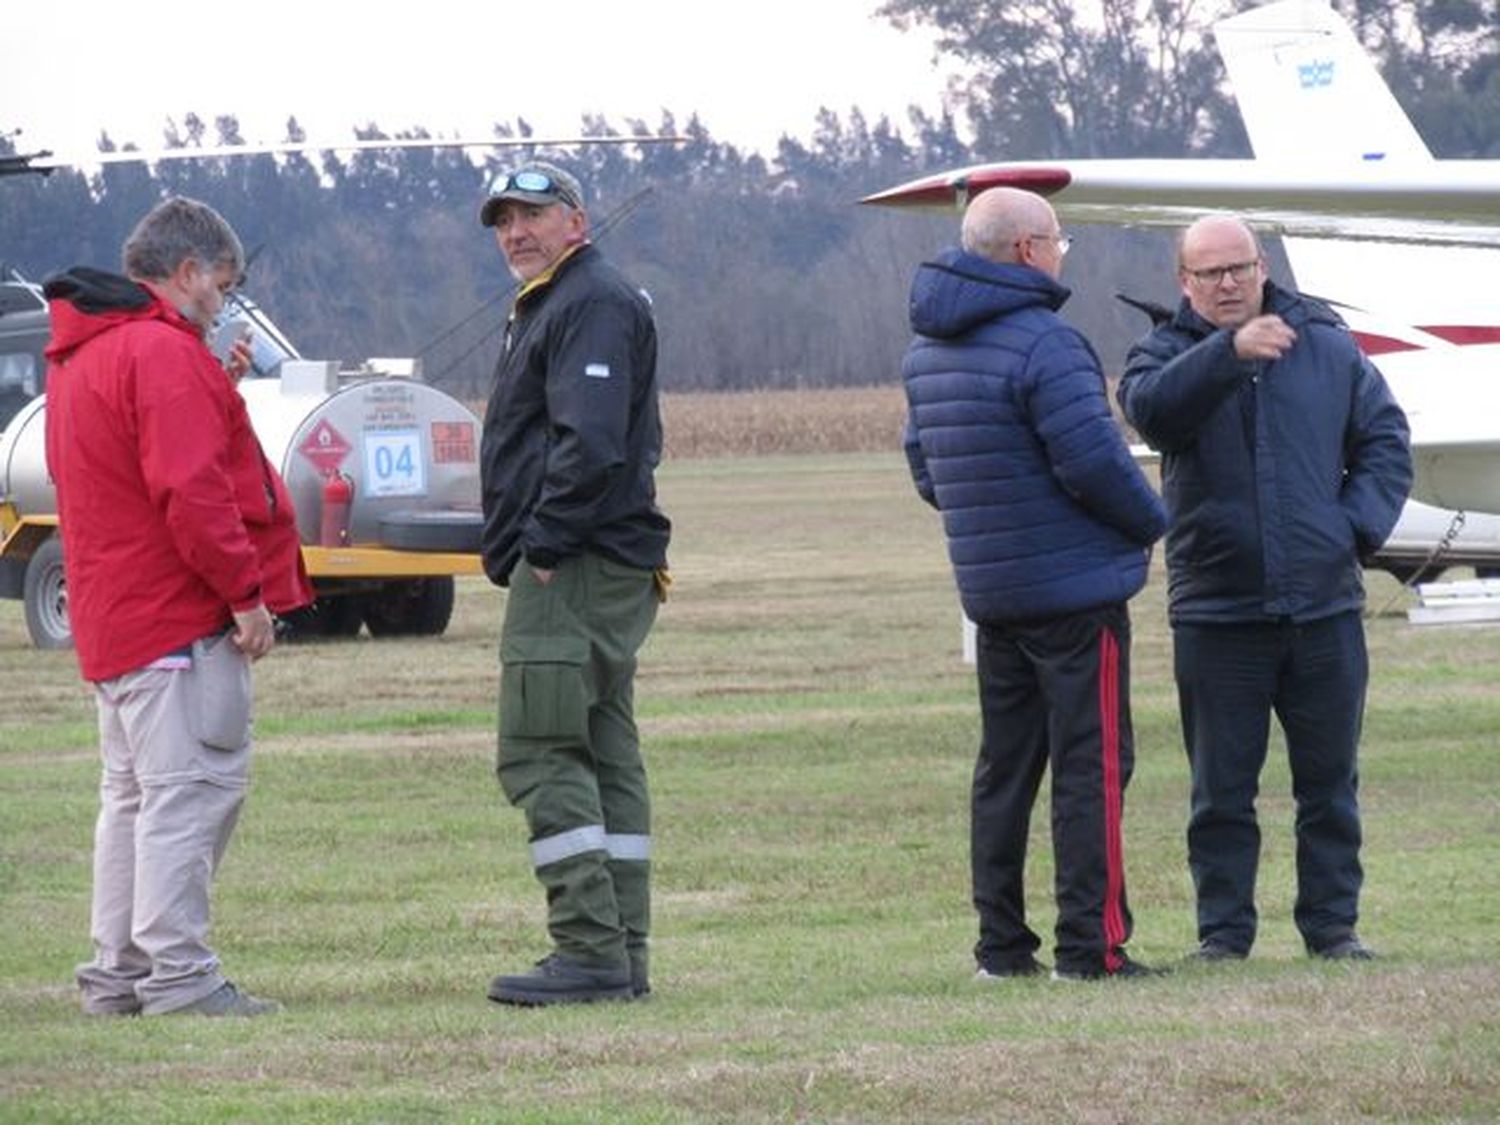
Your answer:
[43,268,311,681]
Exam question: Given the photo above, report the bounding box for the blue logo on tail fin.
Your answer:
[1298,60,1335,88]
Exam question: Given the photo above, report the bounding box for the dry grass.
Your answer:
[661,385,908,458]
[1,447,1498,1122]
[480,381,1132,461]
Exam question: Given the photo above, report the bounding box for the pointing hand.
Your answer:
[1233,314,1296,361]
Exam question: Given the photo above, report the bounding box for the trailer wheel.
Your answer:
[279,596,365,642]
[362,577,455,637]
[320,596,366,637]
[23,537,73,650]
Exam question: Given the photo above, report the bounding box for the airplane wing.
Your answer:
[860,0,1499,249]
[859,159,1500,248]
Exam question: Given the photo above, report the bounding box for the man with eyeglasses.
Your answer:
[476,161,671,1006]
[903,187,1168,981]
[45,197,311,1018]
[1118,215,1411,965]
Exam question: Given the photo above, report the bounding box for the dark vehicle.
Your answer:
[0,273,48,430]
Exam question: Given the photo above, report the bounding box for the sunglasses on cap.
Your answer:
[487,169,581,207]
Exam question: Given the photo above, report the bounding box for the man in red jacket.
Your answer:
[44,197,312,1018]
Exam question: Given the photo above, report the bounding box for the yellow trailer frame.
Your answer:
[2,503,482,648]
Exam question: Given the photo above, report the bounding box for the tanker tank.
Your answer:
[0,293,486,648]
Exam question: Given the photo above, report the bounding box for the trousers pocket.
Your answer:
[190,632,253,751]
[499,634,590,741]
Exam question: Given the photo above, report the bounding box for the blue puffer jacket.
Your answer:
[1117,281,1412,624]
[902,249,1167,625]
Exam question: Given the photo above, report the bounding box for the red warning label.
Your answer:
[298,419,353,475]
[431,421,476,464]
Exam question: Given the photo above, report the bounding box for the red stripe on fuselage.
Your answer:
[1417,325,1500,346]
[1352,326,1500,356]
[1351,332,1424,356]
[1098,626,1127,974]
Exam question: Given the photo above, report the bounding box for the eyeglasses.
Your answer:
[1183,259,1260,285]
[487,169,579,208]
[1026,231,1072,257]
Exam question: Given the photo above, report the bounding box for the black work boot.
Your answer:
[487,954,632,1007]
[628,945,650,998]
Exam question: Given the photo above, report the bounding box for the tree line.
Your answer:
[3,0,1495,398]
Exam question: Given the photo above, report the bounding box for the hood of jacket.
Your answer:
[42,267,180,360]
[908,248,1070,340]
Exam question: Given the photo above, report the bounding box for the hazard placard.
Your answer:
[298,419,353,475]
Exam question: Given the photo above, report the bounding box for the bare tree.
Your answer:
[878,0,1247,157]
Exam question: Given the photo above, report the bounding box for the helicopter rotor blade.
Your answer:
[5,133,687,176]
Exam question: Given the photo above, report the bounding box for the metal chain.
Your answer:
[1371,508,1467,618]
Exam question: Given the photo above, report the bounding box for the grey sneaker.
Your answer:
[488,954,633,1007]
[81,993,143,1017]
[169,982,281,1017]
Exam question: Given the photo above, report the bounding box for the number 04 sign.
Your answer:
[363,428,427,498]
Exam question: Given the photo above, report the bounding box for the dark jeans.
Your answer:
[972,603,1136,975]
[1174,612,1367,954]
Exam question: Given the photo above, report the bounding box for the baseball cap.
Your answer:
[479,162,584,227]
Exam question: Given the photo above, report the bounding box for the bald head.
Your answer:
[961,187,1066,279]
[1178,215,1267,328]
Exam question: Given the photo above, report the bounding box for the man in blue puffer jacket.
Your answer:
[903,187,1168,981]
[1118,215,1411,965]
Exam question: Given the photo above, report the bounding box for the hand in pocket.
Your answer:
[192,632,253,751]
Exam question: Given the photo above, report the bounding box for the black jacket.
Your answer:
[479,245,670,585]
[1117,282,1411,624]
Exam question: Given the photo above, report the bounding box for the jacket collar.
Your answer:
[513,241,592,307]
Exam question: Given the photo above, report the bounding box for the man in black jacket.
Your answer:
[1118,215,1411,964]
[478,161,671,1006]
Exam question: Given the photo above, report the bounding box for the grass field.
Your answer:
[2,450,1498,1122]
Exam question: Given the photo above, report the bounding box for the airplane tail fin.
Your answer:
[1213,0,1432,165]
[1216,2,1500,525]
[1213,0,1498,342]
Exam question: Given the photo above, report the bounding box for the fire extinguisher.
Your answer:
[320,470,353,547]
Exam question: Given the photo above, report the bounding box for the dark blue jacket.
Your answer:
[902,249,1167,625]
[1117,281,1411,624]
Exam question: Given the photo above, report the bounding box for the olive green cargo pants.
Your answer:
[498,554,658,977]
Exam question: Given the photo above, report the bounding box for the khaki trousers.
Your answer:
[75,635,253,1015]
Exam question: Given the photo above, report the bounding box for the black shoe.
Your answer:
[1185,940,1248,963]
[1312,936,1378,961]
[974,957,1046,980]
[1052,954,1167,982]
[487,954,633,1007]
[629,949,650,998]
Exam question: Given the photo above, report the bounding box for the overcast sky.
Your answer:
[2,1,958,163]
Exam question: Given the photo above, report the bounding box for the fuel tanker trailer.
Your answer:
[0,291,485,649]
